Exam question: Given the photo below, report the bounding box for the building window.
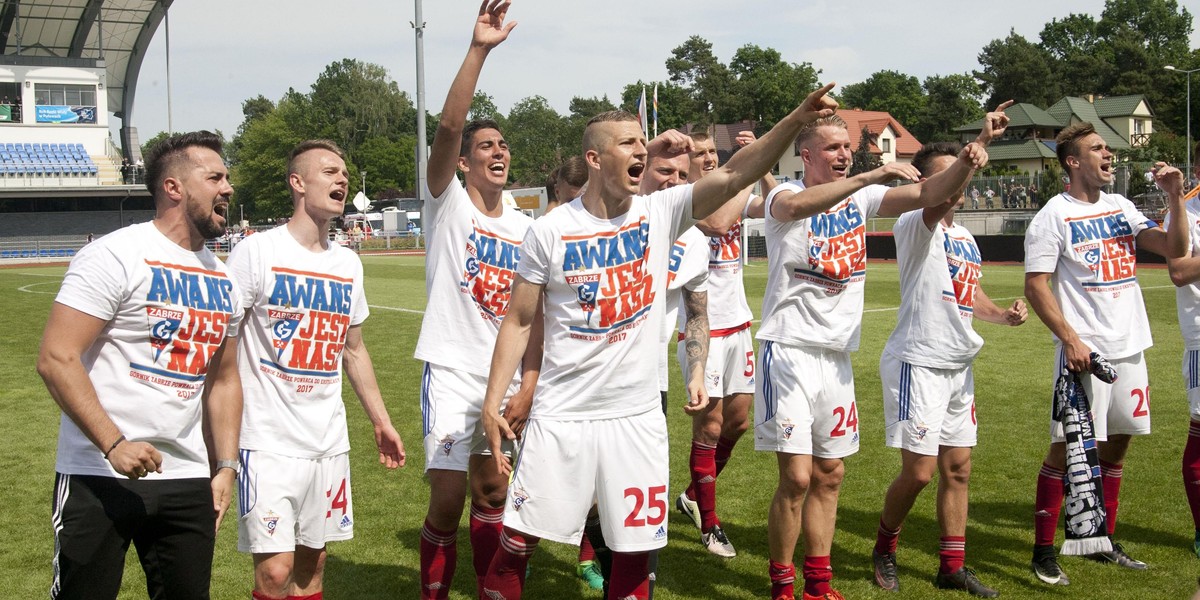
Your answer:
[33,83,98,123]
[881,138,891,153]
[0,82,20,123]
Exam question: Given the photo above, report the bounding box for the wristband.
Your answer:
[102,435,126,460]
[215,459,241,476]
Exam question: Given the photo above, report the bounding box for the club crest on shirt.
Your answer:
[269,309,305,360]
[147,306,184,362]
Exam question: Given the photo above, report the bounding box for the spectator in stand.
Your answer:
[970,186,980,210]
[984,188,995,209]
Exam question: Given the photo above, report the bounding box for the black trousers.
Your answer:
[50,473,215,600]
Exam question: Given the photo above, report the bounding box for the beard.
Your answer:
[188,197,226,240]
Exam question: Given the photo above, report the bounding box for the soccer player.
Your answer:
[417,2,539,597]
[675,130,765,558]
[37,130,243,600]
[757,116,989,600]
[1168,146,1200,559]
[1025,122,1188,584]
[479,82,838,599]
[226,140,406,600]
[869,105,1022,598]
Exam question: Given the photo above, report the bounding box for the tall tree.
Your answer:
[849,126,883,176]
[468,91,502,122]
[1039,14,1113,96]
[503,96,567,186]
[914,74,984,143]
[838,70,926,129]
[665,36,736,125]
[307,59,418,152]
[725,44,822,130]
[619,80,696,131]
[975,30,1060,108]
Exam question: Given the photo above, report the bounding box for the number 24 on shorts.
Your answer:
[830,401,859,437]
[624,485,667,527]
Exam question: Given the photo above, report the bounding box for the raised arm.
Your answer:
[769,162,921,222]
[37,303,163,479]
[920,101,1012,228]
[877,142,989,218]
[482,274,544,476]
[342,325,406,469]
[427,0,517,197]
[1136,163,1189,259]
[696,131,760,235]
[692,83,838,219]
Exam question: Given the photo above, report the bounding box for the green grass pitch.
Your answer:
[1,254,1197,598]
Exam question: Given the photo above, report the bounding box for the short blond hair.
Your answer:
[583,111,639,152]
[795,115,848,150]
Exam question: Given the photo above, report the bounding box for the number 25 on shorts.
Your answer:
[624,485,667,527]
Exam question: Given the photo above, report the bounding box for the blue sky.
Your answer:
[126,0,1200,140]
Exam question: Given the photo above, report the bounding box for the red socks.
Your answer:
[578,531,596,562]
[419,519,457,599]
[768,560,795,600]
[609,552,650,599]
[802,555,833,597]
[874,519,901,556]
[714,436,737,477]
[939,536,966,574]
[482,529,538,600]
[470,503,505,592]
[689,441,719,530]
[1034,462,1066,547]
[1184,421,1200,530]
[1099,460,1123,536]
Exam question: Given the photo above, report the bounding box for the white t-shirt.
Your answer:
[519,188,696,419]
[415,177,534,377]
[54,222,243,479]
[1166,197,1200,350]
[699,215,755,331]
[661,226,709,391]
[226,226,370,458]
[1024,191,1153,358]
[758,181,887,352]
[883,211,985,369]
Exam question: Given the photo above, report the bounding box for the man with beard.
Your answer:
[480,79,839,599]
[226,140,406,600]
[38,130,244,600]
[416,2,539,597]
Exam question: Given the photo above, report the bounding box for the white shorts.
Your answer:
[503,409,669,553]
[1182,350,1200,421]
[1049,348,1150,442]
[237,449,353,553]
[421,362,519,472]
[880,353,976,455]
[677,326,756,398]
[754,341,860,459]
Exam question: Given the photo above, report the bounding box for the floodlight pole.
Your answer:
[1166,65,1198,184]
[413,0,427,210]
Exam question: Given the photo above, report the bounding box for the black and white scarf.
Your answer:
[1054,354,1116,556]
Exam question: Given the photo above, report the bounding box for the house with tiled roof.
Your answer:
[954,94,1153,175]
[773,108,921,183]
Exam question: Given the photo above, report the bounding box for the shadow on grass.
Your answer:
[324,553,421,599]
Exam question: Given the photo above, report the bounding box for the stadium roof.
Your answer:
[0,0,173,125]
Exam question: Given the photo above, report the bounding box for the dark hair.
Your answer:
[461,119,503,157]
[143,130,223,197]
[545,166,560,201]
[1055,122,1097,172]
[911,141,962,176]
[558,155,588,187]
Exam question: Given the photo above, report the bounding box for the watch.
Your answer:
[216,459,240,475]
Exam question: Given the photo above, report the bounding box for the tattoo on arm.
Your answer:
[683,290,709,381]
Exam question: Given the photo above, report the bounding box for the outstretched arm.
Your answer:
[877,142,989,218]
[427,0,517,197]
[692,83,838,219]
[972,286,1027,327]
[343,325,406,469]
[920,101,1012,228]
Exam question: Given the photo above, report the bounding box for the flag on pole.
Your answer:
[652,84,659,139]
[637,86,649,139]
